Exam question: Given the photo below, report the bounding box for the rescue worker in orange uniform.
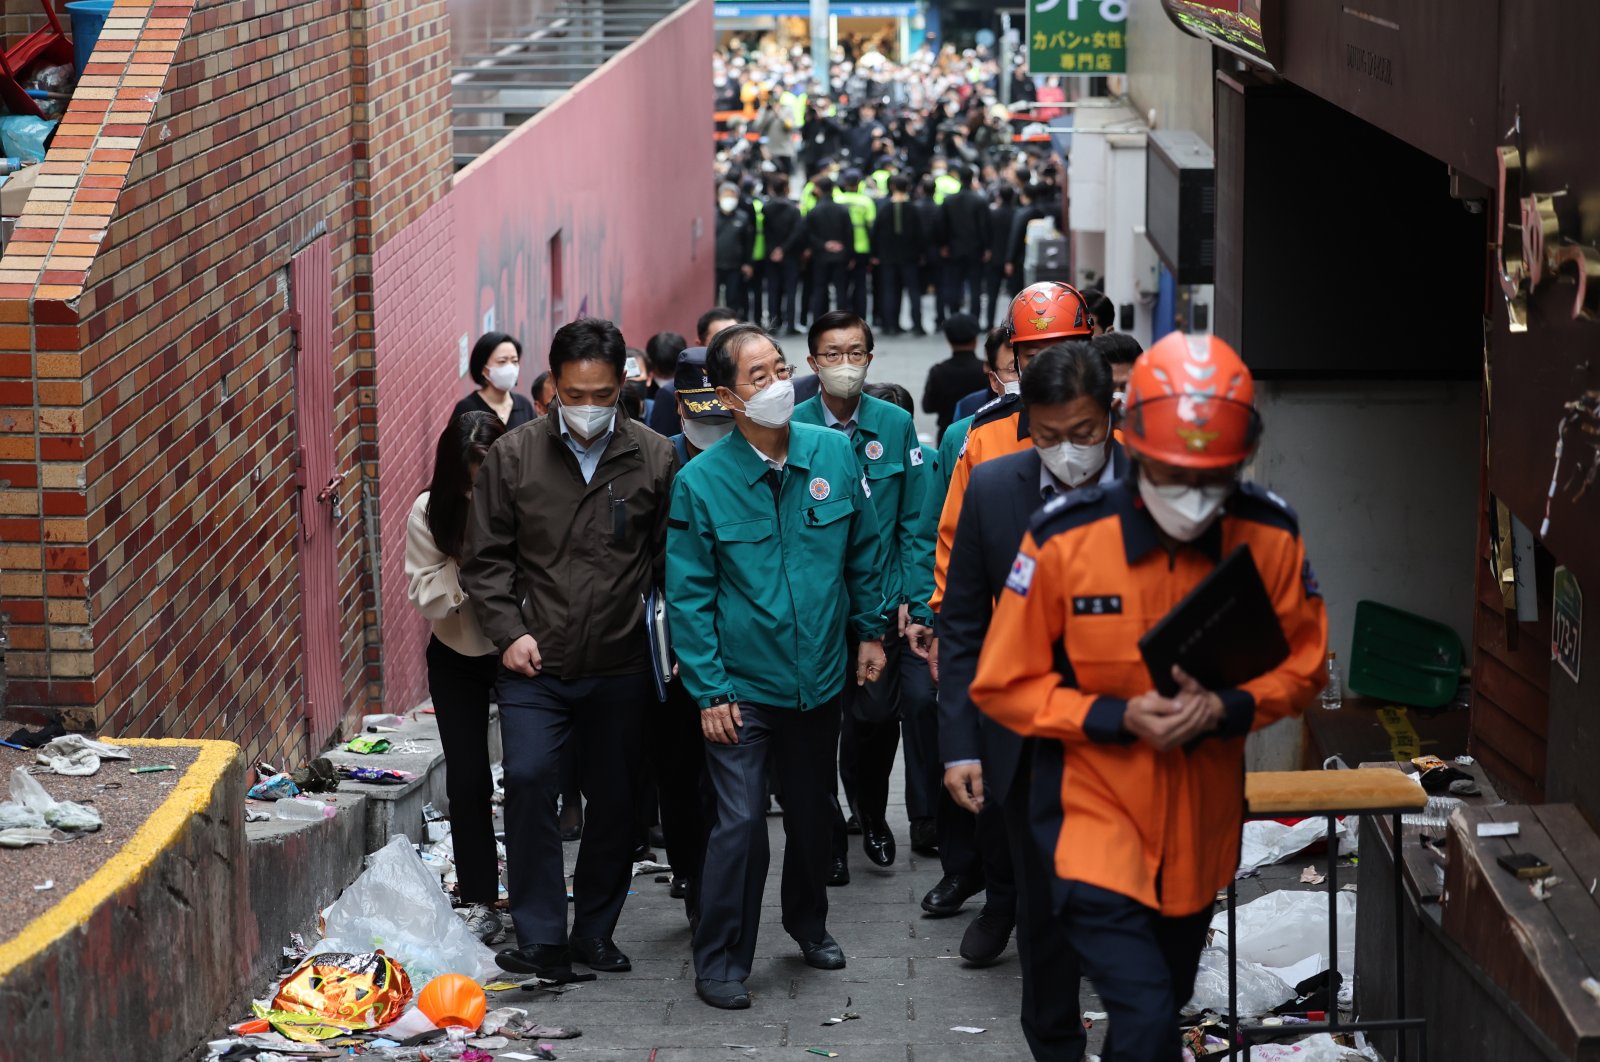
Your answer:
[970,333,1328,1061]
[929,281,1095,618]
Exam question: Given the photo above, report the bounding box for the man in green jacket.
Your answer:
[792,310,930,883]
[667,323,888,1011]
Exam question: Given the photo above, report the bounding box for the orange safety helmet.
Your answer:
[1123,332,1260,469]
[415,973,488,1031]
[1007,281,1094,345]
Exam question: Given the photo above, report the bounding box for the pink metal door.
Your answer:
[290,234,344,746]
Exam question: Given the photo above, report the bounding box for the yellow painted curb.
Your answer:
[0,737,242,980]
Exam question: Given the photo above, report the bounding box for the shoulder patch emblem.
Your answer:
[909,446,924,466]
[810,477,831,501]
[864,440,884,460]
[1005,552,1036,597]
[860,474,872,499]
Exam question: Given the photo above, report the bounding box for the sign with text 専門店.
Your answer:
[1028,0,1128,76]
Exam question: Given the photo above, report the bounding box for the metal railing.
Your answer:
[451,0,684,168]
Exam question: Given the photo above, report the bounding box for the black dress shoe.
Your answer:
[799,934,847,970]
[921,873,983,917]
[861,816,896,867]
[909,817,939,855]
[827,856,850,886]
[495,943,573,979]
[697,978,751,1009]
[669,875,691,900]
[570,936,632,972]
[844,814,863,835]
[959,909,1014,965]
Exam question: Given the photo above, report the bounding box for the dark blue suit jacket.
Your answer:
[936,441,1127,804]
[952,386,994,424]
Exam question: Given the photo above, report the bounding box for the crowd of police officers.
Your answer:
[410,279,1328,1062]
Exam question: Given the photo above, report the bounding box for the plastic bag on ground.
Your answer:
[1207,889,1357,1007]
[34,733,129,776]
[1186,945,1296,1016]
[315,835,501,984]
[1243,1032,1370,1060]
[1238,817,1346,873]
[5,767,100,832]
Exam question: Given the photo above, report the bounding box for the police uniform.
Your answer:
[971,479,1327,1059]
[793,391,930,866]
[667,421,888,988]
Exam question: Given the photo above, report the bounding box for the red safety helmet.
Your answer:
[1123,332,1259,469]
[1007,281,1093,345]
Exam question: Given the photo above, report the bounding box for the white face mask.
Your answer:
[817,362,867,401]
[682,415,735,450]
[1038,433,1109,488]
[560,402,616,441]
[486,363,519,392]
[1138,476,1233,542]
[719,197,739,213]
[1002,379,1021,396]
[730,377,795,429]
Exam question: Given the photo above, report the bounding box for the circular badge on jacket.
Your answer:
[809,477,831,500]
[864,440,884,460]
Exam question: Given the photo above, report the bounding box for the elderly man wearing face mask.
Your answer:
[792,310,931,885]
[461,318,678,984]
[972,333,1327,1061]
[666,323,889,1011]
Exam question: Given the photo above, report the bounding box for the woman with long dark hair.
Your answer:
[405,409,508,942]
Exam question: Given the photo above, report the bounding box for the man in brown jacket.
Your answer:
[462,317,677,981]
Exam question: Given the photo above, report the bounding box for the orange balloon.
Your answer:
[416,973,487,1031]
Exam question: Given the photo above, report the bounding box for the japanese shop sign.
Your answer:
[1028,0,1127,76]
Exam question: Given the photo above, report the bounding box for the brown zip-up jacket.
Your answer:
[461,412,677,680]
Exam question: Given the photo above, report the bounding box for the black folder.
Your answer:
[1138,544,1290,697]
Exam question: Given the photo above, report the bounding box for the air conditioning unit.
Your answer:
[1146,129,1215,285]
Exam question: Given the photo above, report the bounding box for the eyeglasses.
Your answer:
[741,363,794,388]
[814,350,870,367]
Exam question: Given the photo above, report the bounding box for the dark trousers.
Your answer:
[942,253,984,318]
[695,697,841,983]
[1005,751,1089,1062]
[898,640,940,823]
[715,267,746,312]
[847,252,871,318]
[766,257,799,331]
[426,636,501,906]
[1058,881,1209,1062]
[745,261,767,324]
[926,259,946,327]
[497,668,648,946]
[879,262,922,333]
[647,676,711,913]
[811,258,848,318]
[833,635,902,853]
[983,265,1010,327]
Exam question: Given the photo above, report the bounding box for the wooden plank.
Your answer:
[1477,647,1553,731]
[1472,740,1545,803]
[1444,805,1600,1058]
[1475,599,1553,695]
[1473,696,1550,782]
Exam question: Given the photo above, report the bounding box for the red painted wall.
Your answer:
[375,0,713,712]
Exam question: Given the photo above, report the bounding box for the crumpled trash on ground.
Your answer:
[1238,818,1348,873]
[314,835,502,984]
[0,826,68,847]
[248,773,300,801]
[1190,890,1357,1015]
[272,949,413,1030]
[1241,1032,1377,1060]
[33,733,129,776]
[0,767,101,832]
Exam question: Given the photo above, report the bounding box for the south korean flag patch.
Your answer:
[1005,551,1036,597]
[909,446,924,466]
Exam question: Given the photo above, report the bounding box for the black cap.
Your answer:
[674,347,729,419]
[943,313,982,346]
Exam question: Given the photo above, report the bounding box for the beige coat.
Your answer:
[405,492,497,658]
